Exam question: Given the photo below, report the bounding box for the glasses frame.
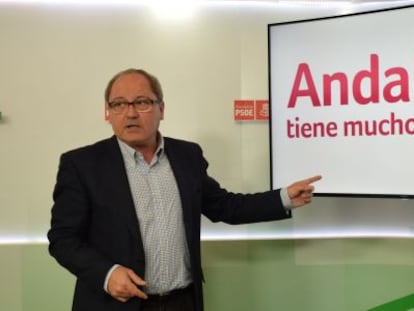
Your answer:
[108,97,161,114]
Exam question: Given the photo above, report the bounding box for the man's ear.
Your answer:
[159,101,165,120]
[105,102,111,123]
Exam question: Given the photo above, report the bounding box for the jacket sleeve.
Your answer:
[191,145,291,224]
[47,152,114,294]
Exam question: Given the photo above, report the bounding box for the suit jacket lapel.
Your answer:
[164,138,194,245]
[102,137,145,250]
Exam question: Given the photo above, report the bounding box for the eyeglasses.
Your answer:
[108,97,160,113]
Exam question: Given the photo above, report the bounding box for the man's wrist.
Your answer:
[280,187,292,210]
[104,264,120,293]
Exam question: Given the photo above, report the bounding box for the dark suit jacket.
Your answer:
[47,136,291,311]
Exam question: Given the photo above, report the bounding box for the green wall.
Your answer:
[2,238,414,311]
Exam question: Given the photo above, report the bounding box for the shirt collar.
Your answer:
[117,133,165,165]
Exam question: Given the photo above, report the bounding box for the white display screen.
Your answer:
[269,5,414,198]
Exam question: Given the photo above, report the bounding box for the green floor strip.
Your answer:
[367,293,414,311]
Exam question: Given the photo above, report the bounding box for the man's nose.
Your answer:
[125,103,139,116]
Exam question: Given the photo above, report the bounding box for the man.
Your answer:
[47,68,321,311]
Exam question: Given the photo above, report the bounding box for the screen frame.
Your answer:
[268,4,414,199]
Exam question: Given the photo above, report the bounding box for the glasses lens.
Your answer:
[109,102,125,113]
[134,99,152,112]
[109,98,158,113]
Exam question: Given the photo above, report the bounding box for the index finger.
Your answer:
[127,269,146,287]
[126,270,148,299]
[129,285,148,300]
[301,175,322,184]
